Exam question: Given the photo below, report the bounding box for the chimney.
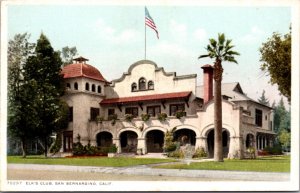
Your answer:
[201,64,214,103]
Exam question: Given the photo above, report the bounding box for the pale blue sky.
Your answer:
[7,4,291,105]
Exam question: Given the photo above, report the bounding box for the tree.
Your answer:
[258,90,270,106]
[260,30,291,102]
[7,33,36,157]
[278,129,291,151]
[23,33,67,157]
[60,46,78,66]
[199,33,240,161]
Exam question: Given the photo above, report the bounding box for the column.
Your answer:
[112,138,121,153]
[137,138,146,154]
[196,137,207,152]
[258,136,261,150]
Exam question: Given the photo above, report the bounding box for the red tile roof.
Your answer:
[61,63,107,82]
[100,91,192,105]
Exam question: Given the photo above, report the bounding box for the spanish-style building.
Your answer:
[60,56,275,158]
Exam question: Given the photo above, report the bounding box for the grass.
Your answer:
[7,156,176,167]
[155,156,290,172]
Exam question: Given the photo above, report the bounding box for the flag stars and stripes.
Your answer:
[145,7,159,39]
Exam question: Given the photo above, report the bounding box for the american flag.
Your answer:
[145,7,159,39]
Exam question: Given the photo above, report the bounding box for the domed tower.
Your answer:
[60,56,108,153]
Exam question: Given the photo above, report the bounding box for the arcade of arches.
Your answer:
[94,128,274,155]
[207,129,230,158]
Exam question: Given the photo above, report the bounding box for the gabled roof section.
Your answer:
[61,63,108,82]
[196,82,272,109]
[100,91,191,105]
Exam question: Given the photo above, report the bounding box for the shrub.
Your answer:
[108,114,117,121]
[168,149,184,159]
[175,111,186,119]
[163,130,177,152]
[73,142,85,156]
[192,147,207,158]
[108,144,118,153]
[141,114,150,122]
[157,113,167,122]
[96,116,104,123]
[108,114,118,125]
[125,114,134,122]
[263,145,283,155]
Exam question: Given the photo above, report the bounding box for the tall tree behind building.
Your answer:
[23,33,68,157]
[258,90,270,106]
[259,29,291,102]
[7,33,36,157]
[60,46,78,66]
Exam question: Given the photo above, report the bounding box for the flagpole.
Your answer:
[144,10,147,60]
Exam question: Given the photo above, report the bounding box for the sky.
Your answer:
[6,2,292,107]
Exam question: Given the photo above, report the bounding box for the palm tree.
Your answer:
[199,33,239,162]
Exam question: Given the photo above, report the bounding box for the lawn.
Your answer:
[7,156,176,167]
[155,156,290,172]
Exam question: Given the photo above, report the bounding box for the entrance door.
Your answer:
[146,130,164,153]
[63,131,73,152]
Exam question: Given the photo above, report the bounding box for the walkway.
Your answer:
[8,163,289,181]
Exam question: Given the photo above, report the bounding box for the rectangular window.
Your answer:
[69,107,73,122]
[108,109,115,116]
[125,107,139,117]
[147,106,161,117]
[169,104,185,116]
[255,109,263,127]
[90,107,100,121]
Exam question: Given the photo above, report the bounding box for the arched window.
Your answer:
[74,82,78,90]
[131,83,137,92]
[138,78,146,90]
[92,84,95,92]
[97,85,102,93]
[85,83,90,91]
[148,81,154,90]
[66,83,71,89]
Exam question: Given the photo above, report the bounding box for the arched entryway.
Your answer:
[173,129,196,146]
[146,130,164,153]
[120,131,138,153]
[246,133,255,148]
[96,132,113,147]
[207,129,230,158]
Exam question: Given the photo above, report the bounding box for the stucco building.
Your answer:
[60,56,275,158]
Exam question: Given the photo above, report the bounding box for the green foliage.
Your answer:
[163,130,177,152]
[258,90,270,106]
[273,98,290,135]
[246,147,256,159]
[8,156,175,167]
[108,144,118,153]
[192,147,207,158]
[72,142,85,156]
[263,144,283,155]
[124,114,134,122]
[96,116,104,123]
[157,113,167,122]
[156,156,290,172]
[141,114,150,122]
[21,33,65,157]
[175,111,186,119]
[278,129,290,151]
[198,33,240,64]
[108,114,118,125]
[59,46,78,66]
[7,33,36,157]
[167,149,184,159]
[260,30,291,102]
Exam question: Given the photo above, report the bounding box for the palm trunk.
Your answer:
[214,59,223,162]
